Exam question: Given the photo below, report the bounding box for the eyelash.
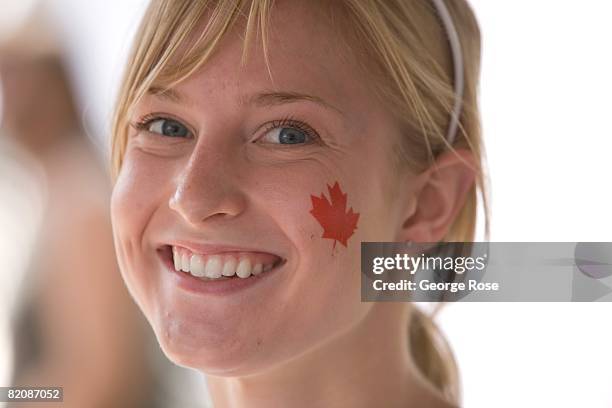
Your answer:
[131,113,190,136]
[130,114,322,145]
[258,116,322,145]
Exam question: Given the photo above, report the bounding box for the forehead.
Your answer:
[157,0,372,120]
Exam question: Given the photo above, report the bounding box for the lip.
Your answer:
[156,244,286,296]
[168,240,284,257]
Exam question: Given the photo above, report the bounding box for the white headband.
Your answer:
[431,0,464,145]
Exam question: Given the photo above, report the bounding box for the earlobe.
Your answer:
[397,148,477,243]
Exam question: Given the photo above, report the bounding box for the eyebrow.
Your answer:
[147,87,343,116]
[247,91,344,116]
[148,87,186,104]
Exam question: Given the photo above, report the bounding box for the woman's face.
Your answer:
[111,1,412,375]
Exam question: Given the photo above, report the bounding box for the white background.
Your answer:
[438,1,612,407]
[2,0,611,406]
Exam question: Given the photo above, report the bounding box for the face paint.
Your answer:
[309,181,360,249]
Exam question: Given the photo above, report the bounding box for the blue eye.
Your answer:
[258,118,321,145]
[145,118,190,138]
[262,127,308,144]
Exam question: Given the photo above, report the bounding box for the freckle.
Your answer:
[256,339,262,347]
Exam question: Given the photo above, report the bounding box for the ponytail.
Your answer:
[408,305,461,404]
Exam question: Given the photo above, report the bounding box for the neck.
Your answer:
[206,303,432,408]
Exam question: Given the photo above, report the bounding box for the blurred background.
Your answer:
[0,0,610,407]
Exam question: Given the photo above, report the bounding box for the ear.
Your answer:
[395,148,477,242]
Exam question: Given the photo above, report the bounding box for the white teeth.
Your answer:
[181,253,191,272]
[222,258,237,277]
[252,263,263,275]
[190,255,205,277]
[236,258,252,279]
[170,246,278,280]
[204,256,222,279]
[173,247,181,271]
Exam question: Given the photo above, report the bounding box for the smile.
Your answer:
[169,245,283,280]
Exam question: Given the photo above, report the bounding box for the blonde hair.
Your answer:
[111,0,487,404]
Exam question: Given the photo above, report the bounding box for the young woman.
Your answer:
[109,0,486,406]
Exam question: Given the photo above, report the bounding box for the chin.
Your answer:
[159,341,275,377]
[149,313,273,376]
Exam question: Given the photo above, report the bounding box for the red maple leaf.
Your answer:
[309,181,360,249]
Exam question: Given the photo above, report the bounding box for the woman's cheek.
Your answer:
[300,179,364,284]
[296,171,394,300]
[110,152,173,312]
[297,179,371,339]
[112,152,170,237]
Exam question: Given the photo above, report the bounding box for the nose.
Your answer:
[169,147,248,226]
